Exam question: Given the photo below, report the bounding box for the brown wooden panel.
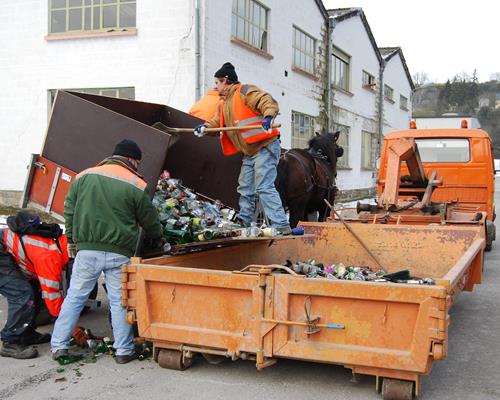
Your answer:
[42,91,241,208]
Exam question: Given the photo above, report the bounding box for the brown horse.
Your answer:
[276,131,343,228]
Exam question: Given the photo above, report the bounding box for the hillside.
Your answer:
[413,79,500,158]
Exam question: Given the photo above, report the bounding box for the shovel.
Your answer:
[152,121,281,135]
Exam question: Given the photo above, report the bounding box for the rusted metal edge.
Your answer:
[440,238,484,289]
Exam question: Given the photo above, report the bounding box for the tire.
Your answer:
[485,221,496,252]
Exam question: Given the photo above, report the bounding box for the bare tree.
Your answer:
[412,71,430,88]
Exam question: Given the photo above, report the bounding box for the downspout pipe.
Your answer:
[327,17,336,132]
[194,0,201,101]
[377,59,386,158]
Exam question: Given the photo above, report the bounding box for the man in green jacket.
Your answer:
[51,139,163,364]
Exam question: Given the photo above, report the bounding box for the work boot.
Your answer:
[115,352,138,364]
[52,348,69,361]
[19,331,51,345]
[0,342,38,359]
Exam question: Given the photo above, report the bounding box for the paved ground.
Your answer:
[1,189,499,399]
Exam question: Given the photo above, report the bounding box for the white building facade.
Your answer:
[328,8,383,196]
[328,9,414,199]
[0,0,328,203]
[379,47,414,135]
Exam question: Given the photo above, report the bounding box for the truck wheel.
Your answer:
[157,349,193,370]
[381,378,414,400]
[485,221,496,252]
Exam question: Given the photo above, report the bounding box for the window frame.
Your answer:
[332,122,350,169]
[362,70,376,90]
[291,110,316,149]
[48,86,135,115]
[292,26,316,76]
[231,0,270,53]
[332,46,351,92]
[361,130,377,170]
[384,84,394,102]
[400,94,409,111]
[48,0,137,36]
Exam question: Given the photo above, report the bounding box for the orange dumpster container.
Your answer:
[123,222,484,399]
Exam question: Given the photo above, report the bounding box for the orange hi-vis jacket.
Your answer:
[189,90,221,121]
[220,85,280,156]
[3,228,69,317]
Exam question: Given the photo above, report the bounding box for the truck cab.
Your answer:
[378,126,496,249]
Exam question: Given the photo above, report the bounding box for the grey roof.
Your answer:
[327,7,383,66]
[378,47,415,91]
[314,0,329,20]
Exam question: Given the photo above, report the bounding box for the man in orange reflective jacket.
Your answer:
[0,214,68,359]
[194,62,290,233]
[189,89,221,121]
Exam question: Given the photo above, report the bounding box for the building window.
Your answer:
[49,0,136,35]
[361,131,377,170]
[231,0,269,52]
[362,71,376,89]
[291,111,316,149]
[332,47,350,91]
[332,122,350,168]
[293,26,316,75]
[400,95,408,110]
[384,84,394,102]
[48,87,135,111]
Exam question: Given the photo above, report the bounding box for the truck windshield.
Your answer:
[415,138,470,162]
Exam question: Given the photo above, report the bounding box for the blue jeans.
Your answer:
[238,139,289,228]
[51,250,134,356]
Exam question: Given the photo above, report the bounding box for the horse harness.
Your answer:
[281,148,337,202]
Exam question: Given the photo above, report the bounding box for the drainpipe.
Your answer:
[377,59,386,158]
[327,17,336,132]
[194,0,201,101]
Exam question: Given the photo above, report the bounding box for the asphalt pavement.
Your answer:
[1,187,499,400]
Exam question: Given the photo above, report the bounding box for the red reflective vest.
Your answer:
[220,85,280,156]
[3,228,68,317]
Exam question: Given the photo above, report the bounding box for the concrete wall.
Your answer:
[331,15,380,191]
[0,0,327,197]
[203,0,327,149]
[0,0,197,193]
[382,53,413,135]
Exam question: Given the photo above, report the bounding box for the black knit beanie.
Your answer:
[214,62,238,83]
[113,139,142,160]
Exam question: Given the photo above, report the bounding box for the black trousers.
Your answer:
[0,246,35,343]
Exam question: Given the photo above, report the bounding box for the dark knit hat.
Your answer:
[214,62,238,82]
[113,139,142,160]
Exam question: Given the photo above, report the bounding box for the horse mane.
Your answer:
[308,132,338,164]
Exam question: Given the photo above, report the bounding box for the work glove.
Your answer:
[262,116,273,132]
[67,242,77,258]
[194,123,207,137]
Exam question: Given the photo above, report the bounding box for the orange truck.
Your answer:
[350,124,496,250]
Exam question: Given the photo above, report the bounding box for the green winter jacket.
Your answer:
[64,158,162,258]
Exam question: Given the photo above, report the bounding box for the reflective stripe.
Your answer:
[42,291,62,300]
[79,169,146,191]
[241,128,266,139]
[39,277,61,289]
[236,116,263,126]
[22,237,60,251]
[5,229,15,250]
[5,230,33,277]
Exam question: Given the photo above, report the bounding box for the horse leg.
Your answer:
[288,198,308,228]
